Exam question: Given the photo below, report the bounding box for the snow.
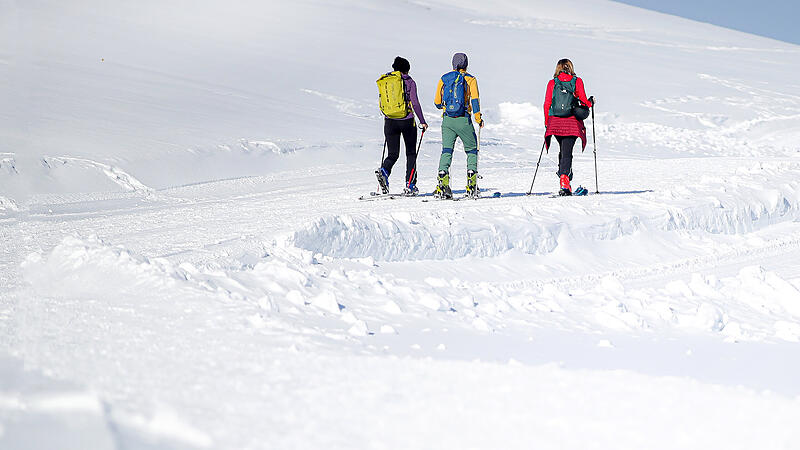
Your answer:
[2,0,800,448]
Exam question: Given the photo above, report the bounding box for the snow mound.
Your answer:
[291,211,559,261]
[0,155,151,202]
[0,196,18,212]
[22,236,189,297]
[44,157,151,192]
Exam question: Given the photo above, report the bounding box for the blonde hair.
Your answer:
[554,58,575,78]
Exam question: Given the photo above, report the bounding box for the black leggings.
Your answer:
[555,135,576,178]
[382,117,418,185]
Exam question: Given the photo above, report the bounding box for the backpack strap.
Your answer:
[402,74,410,114]
[554,75,577,94]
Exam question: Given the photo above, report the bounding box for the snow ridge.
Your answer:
[45,157,152,192]
[292,210,559,262]
[293,165,800,261]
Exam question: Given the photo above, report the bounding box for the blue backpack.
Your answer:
[441,71,467,117]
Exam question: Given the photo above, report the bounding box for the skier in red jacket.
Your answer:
[543,58,593,196]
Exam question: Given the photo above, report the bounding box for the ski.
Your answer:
[359,194,396,201]
[548,186,589,198]
[453,191,502,201]
[421,196,452,202]
[423,191,501,202]
[358,192,419,201]
[548,191,592,198]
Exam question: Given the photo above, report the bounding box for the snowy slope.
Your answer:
[2,0,798,197]
[2,0,800,449]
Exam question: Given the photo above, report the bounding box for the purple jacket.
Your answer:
[394,73,426,125]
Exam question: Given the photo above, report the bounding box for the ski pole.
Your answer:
[407,125,426,187]
[527,139,546,195]
[590,97,599,194]
[380,139,387,167]
[377,139,387,191]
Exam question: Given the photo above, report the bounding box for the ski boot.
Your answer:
[403,173,419,196]
[433,170,452,199]
[555,169,574,180]
[466,169,479,198]
[559,174,572,196]
[375,167,390,194]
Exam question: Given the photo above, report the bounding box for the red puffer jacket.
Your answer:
[543,72,591,150]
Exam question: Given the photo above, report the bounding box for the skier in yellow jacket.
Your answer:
[433,52,483,199]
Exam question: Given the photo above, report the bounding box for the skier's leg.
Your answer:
[438,149,453,173]
[462,129,478,173]
[454,116,478,169]
[556,136,576,177]
[439,117,458,173]
[382,119,401,176]
[401,118,418,186]
[435,117,458,198]
[451,117,479,193]
[555,135,576,194]
[465,145,478,195]
[465,149,478,173]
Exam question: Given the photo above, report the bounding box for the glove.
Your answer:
[588,96,595,107]
[478,119,484,128]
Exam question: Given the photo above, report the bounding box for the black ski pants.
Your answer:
[555,135,576,178]
[382,117,417,185]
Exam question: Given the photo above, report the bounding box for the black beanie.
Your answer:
[392,56,410,73]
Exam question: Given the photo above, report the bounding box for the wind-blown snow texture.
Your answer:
[2,0,800,449]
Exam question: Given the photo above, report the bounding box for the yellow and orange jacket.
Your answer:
[434,70,482,123]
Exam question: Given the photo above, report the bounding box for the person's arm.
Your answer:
[407,78,426,126]
[543,79,554,126]
[466,75,482,126]
[434,77,444,110]
[575,77,592,107]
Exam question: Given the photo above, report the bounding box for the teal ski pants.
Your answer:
[438,115,478,173]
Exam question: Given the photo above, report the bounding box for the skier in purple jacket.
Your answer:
[377,56,428,195]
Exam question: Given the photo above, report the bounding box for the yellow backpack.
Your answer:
[376,71,410,119]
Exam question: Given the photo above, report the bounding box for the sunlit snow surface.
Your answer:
[2,0,800,448]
